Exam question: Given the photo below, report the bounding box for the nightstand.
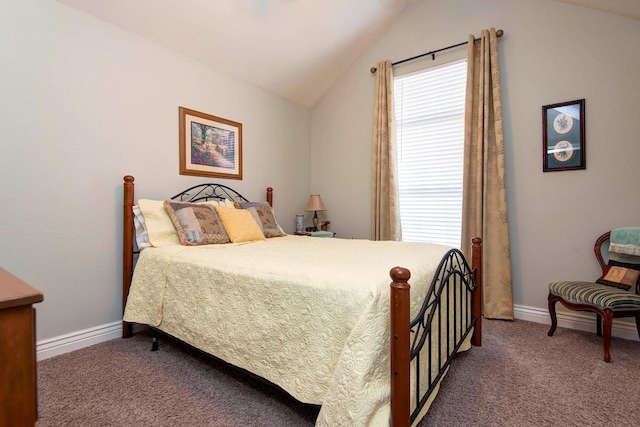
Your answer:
[294,231,336,238]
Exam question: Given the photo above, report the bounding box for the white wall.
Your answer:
[3,0,639,349]
[0,0,311,342]
[311,0,640,315]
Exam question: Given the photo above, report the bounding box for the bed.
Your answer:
[121,175,482,427]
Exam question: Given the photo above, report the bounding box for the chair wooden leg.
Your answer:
[602,310,613,363]
[547,294,558,337]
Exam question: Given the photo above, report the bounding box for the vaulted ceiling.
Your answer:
[57,0,640,108]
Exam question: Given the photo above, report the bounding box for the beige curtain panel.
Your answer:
[461,28,514,320]
[371,59,401,241]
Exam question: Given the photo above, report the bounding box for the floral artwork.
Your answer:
[179,107,242,179]
[190,123,236,169]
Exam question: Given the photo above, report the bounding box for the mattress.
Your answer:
[123,235,454,426]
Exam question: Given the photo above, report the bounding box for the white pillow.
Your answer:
[137,199,181,247]
[132,205,151,250]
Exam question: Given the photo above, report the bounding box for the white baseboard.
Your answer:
[514,304,639,342]
[37,321,123,361]
[36,306,638,361]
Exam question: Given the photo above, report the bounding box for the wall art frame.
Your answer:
[542,99,585,172]
[179,106,243,180]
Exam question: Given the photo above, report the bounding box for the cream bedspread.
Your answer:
[123,235,453,426]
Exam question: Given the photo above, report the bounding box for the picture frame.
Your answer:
[179,107,243,180]
[542,99,585,172]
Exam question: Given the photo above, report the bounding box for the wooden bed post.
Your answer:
[266,187,273,207]
[122,175,134,338]
[389,266,411,427]
[471,237,483,347]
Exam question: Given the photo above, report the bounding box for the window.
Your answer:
[394,60,467,248]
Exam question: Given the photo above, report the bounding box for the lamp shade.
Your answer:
[305,194,326,212]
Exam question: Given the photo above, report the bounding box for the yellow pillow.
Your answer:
[137,199,180,247]
[215,206,266,243]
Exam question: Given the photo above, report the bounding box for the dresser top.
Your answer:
[0,268,44,309]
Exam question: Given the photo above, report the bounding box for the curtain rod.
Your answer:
[370,29,504,73]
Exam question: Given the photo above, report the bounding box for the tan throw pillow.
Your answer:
[164,201,230,246]
[234,201,285,238]
[215,206,266,243]
[596,264,640,291]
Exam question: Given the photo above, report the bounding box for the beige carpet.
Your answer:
[37,319,640,426]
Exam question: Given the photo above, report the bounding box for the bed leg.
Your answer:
[151,329,159,352]
[471,237,483,347]
[123,321,133,338]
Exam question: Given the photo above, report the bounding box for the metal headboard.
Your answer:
[170,183,250,204]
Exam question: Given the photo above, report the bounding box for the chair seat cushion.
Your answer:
[549,281,640,311]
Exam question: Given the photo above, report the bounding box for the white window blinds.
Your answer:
[394,60,467,248]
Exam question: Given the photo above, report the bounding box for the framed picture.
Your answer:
[179,107,243,180]
[542,99,585,172]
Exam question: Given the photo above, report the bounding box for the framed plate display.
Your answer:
[542,99,585,172]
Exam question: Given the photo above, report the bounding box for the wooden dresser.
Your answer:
[0,268,44,427]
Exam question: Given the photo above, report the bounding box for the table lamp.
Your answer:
[305,194,326,231]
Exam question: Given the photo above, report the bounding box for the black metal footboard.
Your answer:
[408,248,477,423]
[390,241,481,427]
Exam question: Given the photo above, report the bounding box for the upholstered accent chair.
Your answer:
[548,230,640,362]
